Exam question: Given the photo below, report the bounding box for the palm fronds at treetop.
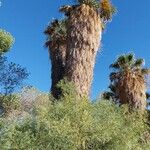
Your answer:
[44,19,67,47]
[110,53,148,73]
[100,0,116,22]
[60,0,116,24]
[77,0,99,9]
[105,53,150,111]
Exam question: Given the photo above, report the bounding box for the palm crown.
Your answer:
[60,0,116,23]
[102,53,150,106]
[110,53,150,81]
[44,19,67,47]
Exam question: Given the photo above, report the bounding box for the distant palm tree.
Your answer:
[60,0,115,97]
[44,19,67,99]
[104,53,150,111]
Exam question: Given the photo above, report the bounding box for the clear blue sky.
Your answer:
[0,0,150,99]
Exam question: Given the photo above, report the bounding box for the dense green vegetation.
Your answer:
[0,28,29,116]
[0,84,150,149]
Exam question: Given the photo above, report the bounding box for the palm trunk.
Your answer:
[65,4,102,97]
[48,41,66,99]
[117,72,146,111]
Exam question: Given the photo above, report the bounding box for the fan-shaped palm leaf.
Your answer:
[134,58,144,68]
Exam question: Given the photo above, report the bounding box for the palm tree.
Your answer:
[44,19,67,99]
[105,53,150,111]
[60,0,115,97]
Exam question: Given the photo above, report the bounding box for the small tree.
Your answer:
[0,56,29,115]
[0,29,28,115]
[0,56,29,95]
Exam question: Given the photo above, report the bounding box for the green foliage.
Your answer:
[44,19,67,47]
[100,0,116,23]
[56,78,77,100]
[76,0,116,23]
[109,53,150,83]
[0,94,21,113]
[0,82,149,149]
[0,56,29,95]
[59,1,116,30]
[0,118,36,149]
[77,0,100,9]
[109,53,147,71]
[0,29,14,54]
[0,56,29,116]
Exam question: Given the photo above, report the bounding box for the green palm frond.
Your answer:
[110,55,128,70]
[44,19,67,47]
[108,84,116,93]
[127,53,134,62]
[109,72,119,81]
[134,58,144,68]
[124,53,135,68]
[146,92,150,100]
[77,0,99,9]
[101,91,114,100]
[141,68,150,75]
[110,62,120,69]
[110,54,146,72]
[110,53,150,84]
[77,0,116,22]
[117,55,126,66]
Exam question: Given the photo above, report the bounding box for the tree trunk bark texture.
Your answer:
[117,72,146,111]
[49,41,66,99]
[65,4,102,97]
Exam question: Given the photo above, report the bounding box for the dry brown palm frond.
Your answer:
[100,0,116,22]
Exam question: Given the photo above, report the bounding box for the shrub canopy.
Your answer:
[0,86,150,149]
[0,30,14,54]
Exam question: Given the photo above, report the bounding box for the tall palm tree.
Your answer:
[44,19,67,99]
[104,53,150,111]
[60,0,115,97]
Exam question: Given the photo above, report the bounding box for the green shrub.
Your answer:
[0,82,149,149]
[0,99,149,149]
[0,95,21,114]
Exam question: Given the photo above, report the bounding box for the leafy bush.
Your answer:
[0,94,21,113]
[0,83,149,149]
[0,80,150,150]
[0,56,29,117]
[0,29,14,54]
